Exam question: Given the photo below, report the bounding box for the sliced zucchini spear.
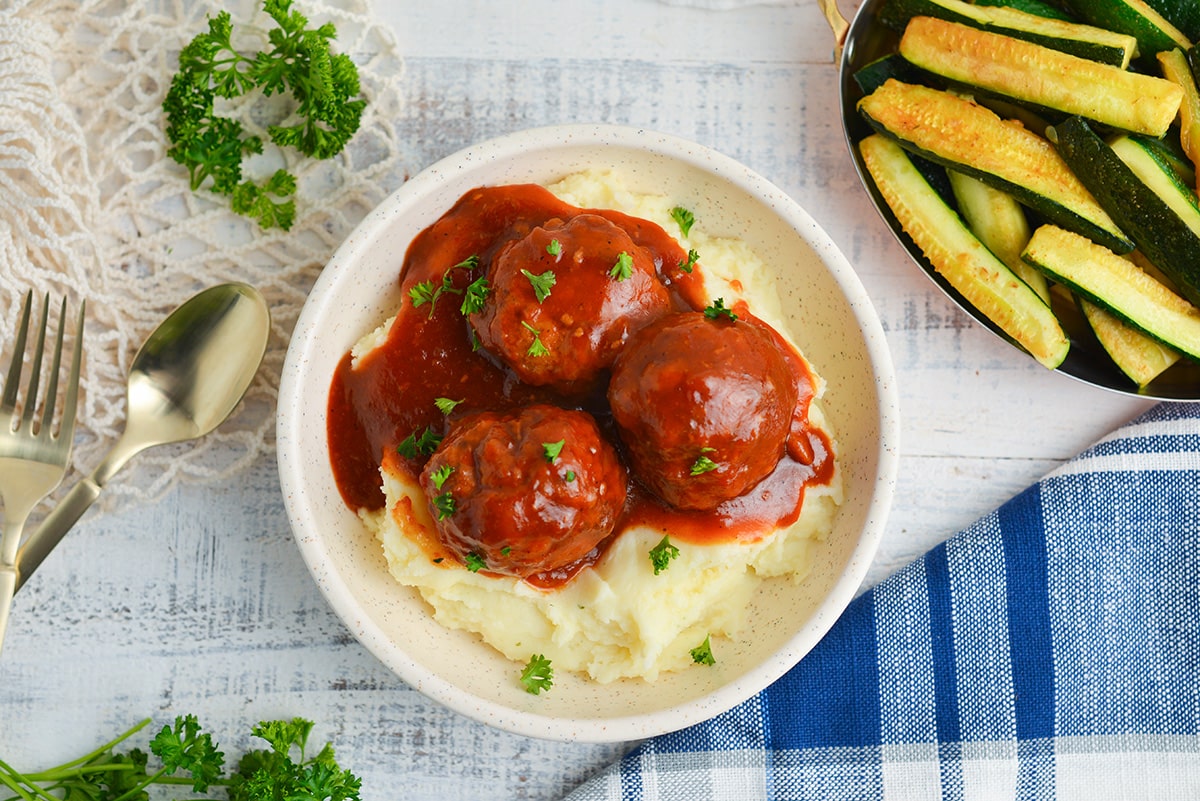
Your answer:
[1079,297,1181,388]
[1023,224,1200,362]
[859,133,1069,368]
[879,0,1138,66]
[1051,116,1200,307]
[858,80,1132,253]
[947,170,1050,304]
[898,16,1184,137]
[1059,0,1190,56]
[1157,48,1200,185]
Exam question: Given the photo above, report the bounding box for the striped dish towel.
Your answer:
[566,401,1200,800]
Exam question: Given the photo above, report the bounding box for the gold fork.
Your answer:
[0,291,85,656]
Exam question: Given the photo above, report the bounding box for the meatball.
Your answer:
[418,403,628,577]
[470,213,672,393]
[607,311,799,511]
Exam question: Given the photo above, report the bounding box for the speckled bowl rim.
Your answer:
[278,124,900,742]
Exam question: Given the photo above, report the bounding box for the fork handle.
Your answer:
[0,564,16,657]
[13,476,102,592]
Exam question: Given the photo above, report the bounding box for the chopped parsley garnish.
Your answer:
[464,551,486,572]
[703,297,739,321]
[691,635,716,666]
[409,255,481,318]
[543,439,565,463]
[520,654,555,695]
[397,426,442,458]
[690,452,719,476]
[521,268,557,303]
[678,248,700,274]
[521,321,550,357]
[430,464,454,490]
[609,251,633,281]
[433,491,456,519]
[434,397,463,415]
[460,276,491,315]
[546,238,562,256]
[565,470,577,482]
[671,206,696,237]
[501,546,512,556]
[649,535,680,575]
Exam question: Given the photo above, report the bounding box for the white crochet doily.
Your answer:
[0,0,406,517]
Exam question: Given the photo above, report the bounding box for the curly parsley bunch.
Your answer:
[0,715,361,801]
[163,0,367,230]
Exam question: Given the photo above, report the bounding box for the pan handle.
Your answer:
[816,0,850,57]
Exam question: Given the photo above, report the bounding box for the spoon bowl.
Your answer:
[14,282,270,589]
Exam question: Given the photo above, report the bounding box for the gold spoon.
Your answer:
[14,282,270,591]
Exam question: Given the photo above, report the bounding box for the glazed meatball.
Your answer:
[607,311,799,511]
[418,404,628,577]
[470,213,672,392]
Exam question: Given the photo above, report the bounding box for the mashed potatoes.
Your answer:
[358,170,843,683]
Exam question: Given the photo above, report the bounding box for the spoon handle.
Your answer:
[14,475,103,591]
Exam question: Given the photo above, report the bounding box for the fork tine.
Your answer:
[39,297,68,437]
[1,291,33,418]
[58,300,85,438]
[20,294,50,431]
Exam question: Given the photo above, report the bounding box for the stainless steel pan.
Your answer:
[819,0,1200,400]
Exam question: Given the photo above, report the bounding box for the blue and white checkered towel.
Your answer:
[566,401,1200,800]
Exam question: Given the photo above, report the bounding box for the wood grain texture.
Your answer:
[0,1,1155,799]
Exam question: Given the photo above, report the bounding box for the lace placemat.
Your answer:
[0,0,406,515]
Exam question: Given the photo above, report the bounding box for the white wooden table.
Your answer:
[0,1,1155,798]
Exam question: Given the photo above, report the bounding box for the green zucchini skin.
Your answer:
[1058,0,1189,58]
[880,0,1136,65]
[853,54,935,95]
[1052,116,1200,307]
[975,0,1076,22]
[1142,0,1200,41]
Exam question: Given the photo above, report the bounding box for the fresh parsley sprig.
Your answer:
[163,0,367,230]
[409,256,482,318]
[0,715,361,801]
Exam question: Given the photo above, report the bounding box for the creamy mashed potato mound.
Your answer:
[359,169,843,683]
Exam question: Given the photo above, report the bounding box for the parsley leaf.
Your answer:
[648,535,680,575]
[460,276,491,315]
[464,551,486,572]
[434,491,456,520]
[163,0,366,230]
[690,635,716,666]
[670,206,696,237]
[609,251,634,281]
[521,321,550,357]
[430,464,454,490]
[703,297,739,321]
[521,268,557,303]
[678,248,700,274]
[434,397,463,415]
[520,654,555,695]
[690,453,719,476]
[150,714,225,791]
[543,440,565,463]
[546,238,562,256]
[397,426,442,458]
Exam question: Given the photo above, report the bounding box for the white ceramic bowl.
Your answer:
[277,124,900,742]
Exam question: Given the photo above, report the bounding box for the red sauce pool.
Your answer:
[326,183,835,587]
